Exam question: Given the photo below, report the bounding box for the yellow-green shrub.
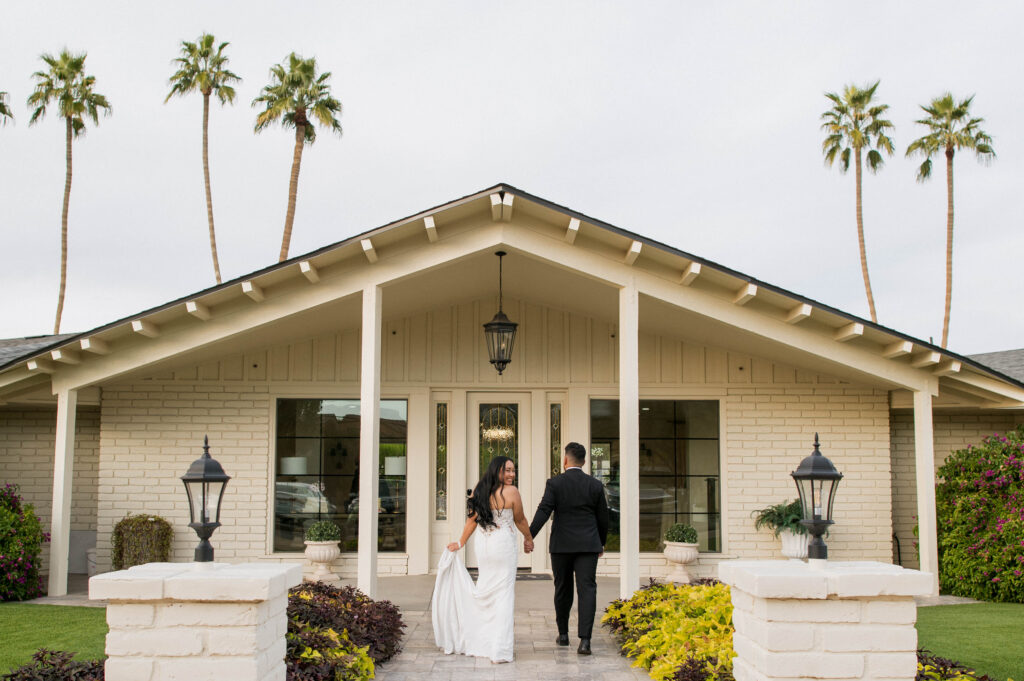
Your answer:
[602,580,734,681]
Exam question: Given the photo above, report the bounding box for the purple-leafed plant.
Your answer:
[1,649,104,680]
[935,426,1024,603]
[287,581,405,665]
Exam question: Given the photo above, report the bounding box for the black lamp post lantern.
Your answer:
[791,433,843,560]
[181,435,231,562]
[483,250,518,375]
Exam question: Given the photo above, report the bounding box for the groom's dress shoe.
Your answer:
[577,638,592,655]
[556,633,569,646]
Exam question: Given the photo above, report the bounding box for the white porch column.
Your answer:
[49,388,78,597]
[913,390,939,596]
[358,285,382,597]
[618,281,640,598]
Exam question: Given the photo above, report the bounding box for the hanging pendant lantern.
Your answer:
[483,251,518,375]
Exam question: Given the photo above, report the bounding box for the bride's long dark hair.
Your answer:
[467,455,512,530]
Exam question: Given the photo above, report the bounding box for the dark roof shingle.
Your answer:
[0,335,76,366]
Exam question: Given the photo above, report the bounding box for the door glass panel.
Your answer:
[479,403,518,473]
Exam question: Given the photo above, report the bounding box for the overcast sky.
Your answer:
[1,1,1021,355]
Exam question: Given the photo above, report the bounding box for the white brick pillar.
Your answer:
[719,561,932,681]
[90,562,302,681]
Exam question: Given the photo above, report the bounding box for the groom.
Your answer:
[529,441,610,655]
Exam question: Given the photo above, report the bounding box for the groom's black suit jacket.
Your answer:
[529,468,610,554]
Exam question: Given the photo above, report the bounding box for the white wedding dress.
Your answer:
[432,508,517,662]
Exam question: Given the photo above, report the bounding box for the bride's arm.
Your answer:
[447,514,477,552]
[509,489,534,551]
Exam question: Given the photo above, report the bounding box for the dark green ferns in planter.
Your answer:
[752,500,808,537]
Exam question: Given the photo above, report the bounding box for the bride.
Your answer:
[431,455,534,663]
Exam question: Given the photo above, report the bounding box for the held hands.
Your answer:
[523,538,534,554]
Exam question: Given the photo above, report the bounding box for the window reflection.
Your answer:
[274,399,408,552]
[590,399,721,552]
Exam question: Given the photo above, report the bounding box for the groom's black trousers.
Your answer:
[550,552,599,638]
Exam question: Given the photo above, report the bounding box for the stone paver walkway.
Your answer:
[373,575,650,681]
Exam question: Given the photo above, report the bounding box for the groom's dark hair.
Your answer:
[565,442,586,465]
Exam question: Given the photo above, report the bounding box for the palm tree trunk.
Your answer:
[202,92,222,284]
[54,116,73,334]
[941,148,955,348]
[854,148,878,323]
[280,122,305,262]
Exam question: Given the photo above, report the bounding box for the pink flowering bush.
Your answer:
[935,427,1024,602]
[0,483,49,601]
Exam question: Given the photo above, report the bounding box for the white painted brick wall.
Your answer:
[0,406,100,574]
[889,410,1023,569]
[725,386,893,563]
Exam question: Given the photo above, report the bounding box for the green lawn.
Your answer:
[917,603,1024,681]
[0,604,108,673]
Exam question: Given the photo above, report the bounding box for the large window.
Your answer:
[590,399,720,552]
[274,399,408,553]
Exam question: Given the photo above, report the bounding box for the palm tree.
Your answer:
[165,33,240,285]
[252,53,342,261]
[906,94,995,349]
[820,81,895,324]
[27,50,111,334]
[0,91,13,125]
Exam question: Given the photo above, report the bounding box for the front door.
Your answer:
[467,392,533,568]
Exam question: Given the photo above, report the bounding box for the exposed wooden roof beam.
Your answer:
[934,360,962,377]
[733,283,757,306]
[299,261,320,283]
[624,240,642,265]
[882,341,913,359]
[186,300,211,320]
[242,281,264,302]
[26,358,54,374]
[80,338,109,355]
[911,351,941,368]
[423,216,438,243]
[785,303,811,324]
[361,238,378,264]
[565,218,580,244]
[51,349,80,365]
[679,262,701,286]
[132,320,160,338]
[833,322,863,342]
[490,194,503,221]
[501,193,514,221]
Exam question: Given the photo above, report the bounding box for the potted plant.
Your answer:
[752,499,810,560]
[662,522,699,584]
[304,520,342,583]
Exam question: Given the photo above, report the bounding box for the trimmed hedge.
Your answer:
[111,514,173,570]
[0,483,48,601]
[936,427,1024,603]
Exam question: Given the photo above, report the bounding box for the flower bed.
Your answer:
[602,579,734,681]
[603,580,1012,681]
[0,483,48,602]
[936,427,1024,603]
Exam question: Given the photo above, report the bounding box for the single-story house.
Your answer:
[1,184,1022,599]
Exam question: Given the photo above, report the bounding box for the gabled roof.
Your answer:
[2,183,1023,405]
[0,335,76,366]
[968,349,1024,384]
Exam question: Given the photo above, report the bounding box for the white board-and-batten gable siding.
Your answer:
[135,296,845,388]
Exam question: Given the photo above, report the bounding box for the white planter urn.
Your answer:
[303,540,341,583]
[779,529,810,561]
[662,541,699,584]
